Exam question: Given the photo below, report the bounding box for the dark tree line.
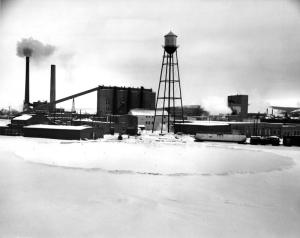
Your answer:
[0,108,20,117]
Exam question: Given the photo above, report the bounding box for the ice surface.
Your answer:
[0,134,300,237]
[7,136,294,176]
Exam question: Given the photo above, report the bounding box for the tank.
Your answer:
[164,31,177,54]
[195,133,247,144]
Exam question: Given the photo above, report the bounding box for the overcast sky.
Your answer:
[1,0,300,114]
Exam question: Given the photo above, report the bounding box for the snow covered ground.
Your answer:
[0,133,300,237]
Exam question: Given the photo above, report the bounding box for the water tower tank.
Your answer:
[164,31,177,54]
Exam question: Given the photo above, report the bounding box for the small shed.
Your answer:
[11,114,50,127]
[112,114,138,135]
[23,124,102,140]
[129,109,168,131]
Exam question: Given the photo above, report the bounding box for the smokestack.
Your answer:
[23,56,30,111]
[50,64,56,111]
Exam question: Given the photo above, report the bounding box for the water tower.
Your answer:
[152,31,184,133]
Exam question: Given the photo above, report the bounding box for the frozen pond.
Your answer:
[9,136,294,176]
[0,135,300,237]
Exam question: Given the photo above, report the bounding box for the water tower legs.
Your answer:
[152,50,184,133]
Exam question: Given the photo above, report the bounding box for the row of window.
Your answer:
[242,127,300,136]
[145,121,166,125]
[146,115,165,118]
[283,131,300,136]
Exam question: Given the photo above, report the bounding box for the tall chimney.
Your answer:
[23,56,30,111]
[50,64,56,111]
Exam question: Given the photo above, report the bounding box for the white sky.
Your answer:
[1,0,300,113]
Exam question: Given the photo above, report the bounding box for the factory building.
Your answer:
[0,114,51,136]
[72,119,111,135]
[112,115,138,135]
[23,124,101,140]
[72,115,138,136]
[129,109,168,131]
[174,121,300,138]
[174,121,231,135]
[11,114,50,127]
[20,57,155,118]
[266,106,300,118]
[96,86,155,116]
[230,122,300,137]
[50,85,155,117]
[228,94,248,120]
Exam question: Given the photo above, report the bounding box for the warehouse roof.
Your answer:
[12,114,32,121]
[181,120,229,126]
[291,109,300,113]
[129,109,168,116]
[72,118,93,122]
[24,124,92,130]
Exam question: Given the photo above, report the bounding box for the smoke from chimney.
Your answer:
[16,37,55,60]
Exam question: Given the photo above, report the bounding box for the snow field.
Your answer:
[0,134,300,237]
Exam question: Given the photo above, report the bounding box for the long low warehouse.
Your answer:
[23,124,103,140]
[174,121,300,137]
[174,121,231,135]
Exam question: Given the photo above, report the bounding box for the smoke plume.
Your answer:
[16,37,55,59]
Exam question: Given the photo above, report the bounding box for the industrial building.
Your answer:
[228,94,248,120]
[72,114,138,136]
[72,119,111,135]
[96,86,155,116]
[230,122,300,137]
[0,114,51,136]
[174,121,300,138]
[21,53,155,117]
[266,106,300,117]
[174,121,231,135]
[23,124,101,140]
[9,53,155,138]
[34,84,156,117]
[11,114,50,127]
[129,109,168,131]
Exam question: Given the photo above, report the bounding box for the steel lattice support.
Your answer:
[152,49,184,133]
